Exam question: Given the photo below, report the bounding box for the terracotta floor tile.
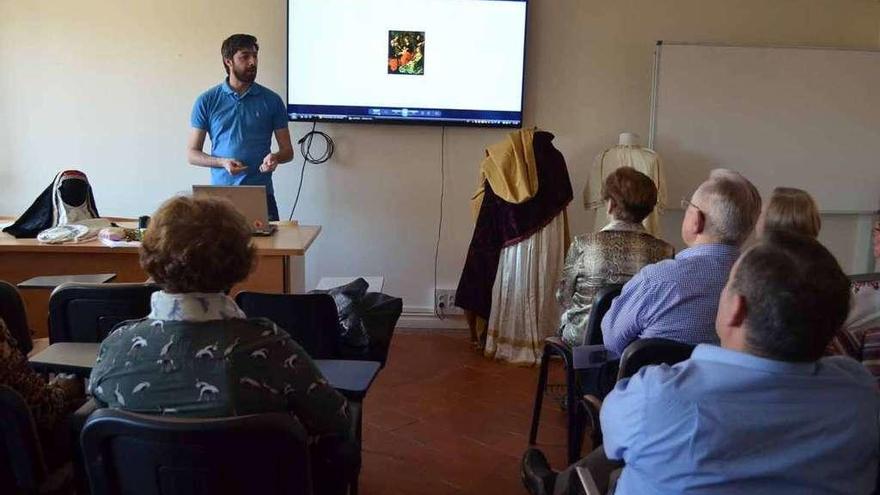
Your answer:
[359,330,569,494]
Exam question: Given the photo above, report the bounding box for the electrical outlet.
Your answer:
[435,289,462,316]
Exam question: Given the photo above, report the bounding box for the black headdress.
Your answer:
[3,170,100,238]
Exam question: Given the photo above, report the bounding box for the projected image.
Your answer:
[388,31,425,75]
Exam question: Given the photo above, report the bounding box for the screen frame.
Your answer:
[285,0,529,128]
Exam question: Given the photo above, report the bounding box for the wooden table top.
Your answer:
[0,217,321,256]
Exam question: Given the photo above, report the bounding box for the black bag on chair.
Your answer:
[357,292,402,366]
[310,278,403,366]
[311,278,371,351]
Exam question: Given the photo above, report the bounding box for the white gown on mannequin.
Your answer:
[483,211,567,366]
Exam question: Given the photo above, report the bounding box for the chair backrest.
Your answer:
[235,292,340,359]
[0,281,32,355]
[48,283,161,343]
[583,284,624,346]
[355,292,402,366]
[617,338,696,380]
[849,273,880,284]
[80,409,312,495]
[0,385,46,493]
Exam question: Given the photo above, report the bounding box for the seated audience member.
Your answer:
[757,186,821,237]
[524,230,879,495]
[0,316,83,449]
[827,277,880,381]
[558,167,673,346]
[826,218,880,380]
[601,169,761,355]
[89,196,352,494]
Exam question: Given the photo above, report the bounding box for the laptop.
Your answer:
[192,185,277,236]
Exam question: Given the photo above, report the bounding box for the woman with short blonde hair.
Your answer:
[759,187,821,238]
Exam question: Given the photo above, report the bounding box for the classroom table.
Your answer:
[0,218,320,338]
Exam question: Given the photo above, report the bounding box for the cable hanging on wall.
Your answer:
[434,125,446,319]
[288,120,334,221]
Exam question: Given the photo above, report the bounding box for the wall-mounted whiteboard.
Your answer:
[650,42,880,213]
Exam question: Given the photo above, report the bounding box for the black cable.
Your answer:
[288,120,334,221]
[434,126,446,318]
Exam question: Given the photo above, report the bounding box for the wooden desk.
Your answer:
[0,219,320,338]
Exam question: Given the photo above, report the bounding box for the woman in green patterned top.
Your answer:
[89,196,352,493]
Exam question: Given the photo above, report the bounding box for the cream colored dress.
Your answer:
[483,212,568,366]
[583,145,667,236]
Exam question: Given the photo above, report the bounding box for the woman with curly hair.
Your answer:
[89,196,354,494]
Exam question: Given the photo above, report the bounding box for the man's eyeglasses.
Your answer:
[681,198,703,214]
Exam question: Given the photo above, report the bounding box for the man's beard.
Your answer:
[234,66,257,83]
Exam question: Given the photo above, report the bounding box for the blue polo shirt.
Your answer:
[190,80,288,194]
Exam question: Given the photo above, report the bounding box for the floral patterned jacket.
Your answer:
[0,317,82,432]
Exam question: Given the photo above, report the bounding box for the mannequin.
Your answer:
[618,132,640,146]
[3,170,102,238]
[583,132,667,236]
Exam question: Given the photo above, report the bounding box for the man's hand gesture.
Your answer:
[260,153,279,173]
[221,158,248,175]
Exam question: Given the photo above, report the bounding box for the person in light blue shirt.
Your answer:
[187,34,293,220]
[523,230,880,495]
[601,169,762,355]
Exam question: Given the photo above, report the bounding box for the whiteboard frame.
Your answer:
[648,41,880,214]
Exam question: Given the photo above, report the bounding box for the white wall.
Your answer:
[2,0,879,322]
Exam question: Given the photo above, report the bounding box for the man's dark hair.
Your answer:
[731,229,850,362]
[221,34,259,74]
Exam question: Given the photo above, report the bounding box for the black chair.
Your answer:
[235,292,341,359]
[529,284,623,464]
[80,408,313,495]
[48,282,161,343]
[849,273,880,284]
[0,385,72,495]
[616,338,696,381]
[581,338,695,447]
[0,281,33,355]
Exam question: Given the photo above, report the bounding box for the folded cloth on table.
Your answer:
[37,218,111,244]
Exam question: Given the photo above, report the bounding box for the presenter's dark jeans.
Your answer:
[267,193,280,221]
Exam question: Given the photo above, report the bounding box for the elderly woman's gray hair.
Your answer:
[694,169,762,246]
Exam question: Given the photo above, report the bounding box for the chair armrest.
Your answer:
[71,398,99,434]
[579,395,603,447]
[575,466,604,495]
[348,400,363,443]
[575,447,626,495]
[70,398,100,495]
[572,345,618,370]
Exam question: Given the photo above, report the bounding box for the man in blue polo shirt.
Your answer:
[187,34,293,220]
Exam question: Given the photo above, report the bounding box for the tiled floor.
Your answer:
[360,330,576,495]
